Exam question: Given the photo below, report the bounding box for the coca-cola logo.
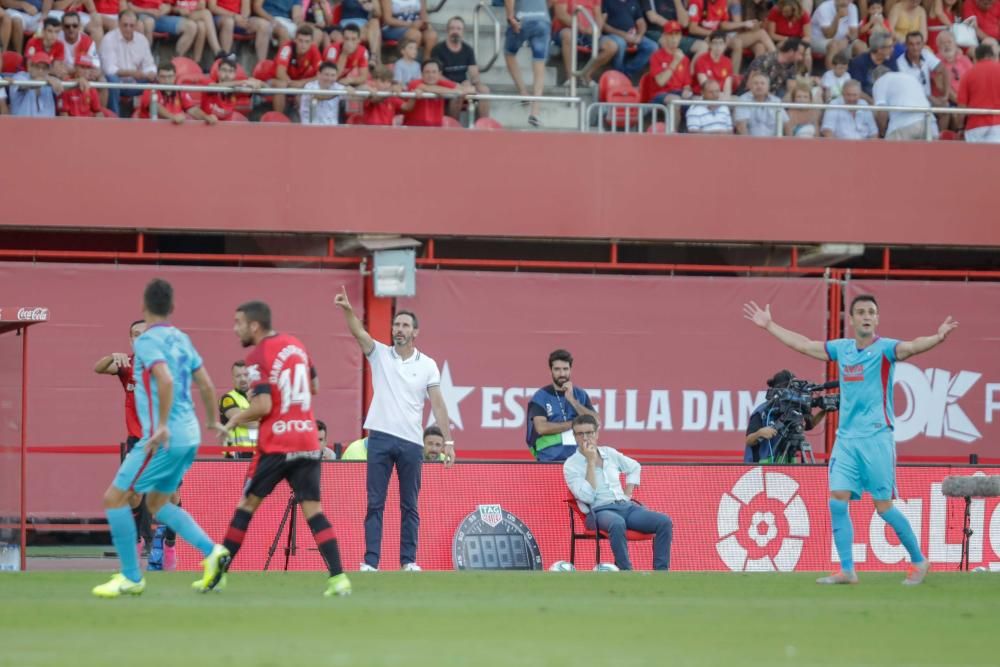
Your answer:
[17,307,49,321]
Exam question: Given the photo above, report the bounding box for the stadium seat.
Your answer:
[2,51,23,73]
[598,70,634,103]
[474,117,503,130]
[260,111,291,123]
[598,71,640,130]
[172,56,203,80]
[564,494,652,566]
[638,72,655,104]
[230,111,249,121]
[252,59,277,82]
[441,116,463,128]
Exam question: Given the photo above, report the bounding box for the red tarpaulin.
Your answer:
[177,461,1000,573]
[397,272,828,457]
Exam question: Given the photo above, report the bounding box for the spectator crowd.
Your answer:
[1,0,999,139]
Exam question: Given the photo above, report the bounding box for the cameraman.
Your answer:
[744,370,828,463]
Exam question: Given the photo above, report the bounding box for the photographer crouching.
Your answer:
[745,370,839,464]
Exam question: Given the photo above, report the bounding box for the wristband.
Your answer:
[444,440,455,446]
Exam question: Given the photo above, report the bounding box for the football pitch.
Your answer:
[1,571,996,667]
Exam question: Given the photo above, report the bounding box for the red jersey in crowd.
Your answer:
[215,0,242,12]
[25,37,66,63]
[552,0,600,33]
[58,87,102,116]
[692,53,733,94]
[958,60,1000,130]
[138,89,197,118]
[117,356,143,440]
[94,0,122,13]
[766,5,809,38]
[200,91,237,120]
[649,48,691,95]
[363,96,404,125]
[404,78,457,126]
[688,0,729,31]
[130,0,164,10]
[245,333,320,455]
[338,46,370,80]
[275,41,322,80]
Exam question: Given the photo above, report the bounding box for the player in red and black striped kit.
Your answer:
[194,300,350,596]
[94,320,153,553]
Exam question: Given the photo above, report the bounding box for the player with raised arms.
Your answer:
[199,300,351,597]
[744,294,958,585]
[93,279,230,598]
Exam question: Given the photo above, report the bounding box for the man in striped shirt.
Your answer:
[685,79,733,133]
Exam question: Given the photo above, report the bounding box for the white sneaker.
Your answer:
[359,563,378,572]
[402,563,422,572]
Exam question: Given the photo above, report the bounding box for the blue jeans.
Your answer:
[105,74,144,117]
[605,34,657,77]
[504,18,551,60]
[364,430,423,567]
[585,500,673,570]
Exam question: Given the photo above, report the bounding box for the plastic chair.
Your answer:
[2,51,23,73]
[473,117,503,130]
[172,56,203,81]
[599,70,640,129]
[252,59,277,82]
[230,111,249,122]
[564,493,653,566]
[260,110,291,123]
[598,70,635,103]
[637,72,655,104]
[441,115,463,128]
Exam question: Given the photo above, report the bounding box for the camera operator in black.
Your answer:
[744,370,828,463]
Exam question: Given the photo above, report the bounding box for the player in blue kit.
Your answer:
[744,294,958,586]
[93,279,230,598]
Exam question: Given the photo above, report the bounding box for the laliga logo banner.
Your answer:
[716,468,810,572]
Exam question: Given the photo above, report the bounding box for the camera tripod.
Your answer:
[264,492,299,572]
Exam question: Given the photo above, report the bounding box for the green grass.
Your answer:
[0,571,996,667]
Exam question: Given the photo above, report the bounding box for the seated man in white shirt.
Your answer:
[820,79,878,139]
[300,61,346,125]
[685,79,733,133]
[895,31,948,107]
[563,414,673,571]
[872,64,938,140]
[734,71,792,136]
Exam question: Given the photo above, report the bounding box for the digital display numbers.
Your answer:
[452,505,543,571]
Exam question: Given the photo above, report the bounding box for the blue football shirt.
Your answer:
[826,336,900,438]
[133,323,204,447]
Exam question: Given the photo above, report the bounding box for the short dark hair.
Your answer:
[709,30,727,42]
[62,11,80,24]
[129,319,145,331]
[975,43,997,61]
[548,349,573,368]
[158,62,176,74]
[572,414,599,431]
[394,310,419,328]
[237,301,272,330]
[423,425,444,439]
[779,37,802,53]
[832,52,849,66]
[319,61,338,73]
[905,30,923,42]
[296,24,314,37]
[767,370,794,388]
[232,360,246,369]
[422,58,443,72]
[849,294,878,314]
[343,23,360,36]
[143,279,174,317]
[43,16,61,29]
[447,15,464,26]
[316,419,327,433]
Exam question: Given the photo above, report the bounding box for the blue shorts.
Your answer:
[828,431,897,501]
[382,24,411,42]
[341,17,367,29]
[152,15,185,35]
[113,441,198,494]
[213,16,250,34]
[504,19,551,60]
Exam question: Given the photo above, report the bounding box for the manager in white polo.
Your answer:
[334,287,456,572]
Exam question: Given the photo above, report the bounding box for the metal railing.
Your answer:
[472,1,502,73]
[663,97,1000,140]
[586,102,669,133]
[0,78,583,128]
[569,7,600,99]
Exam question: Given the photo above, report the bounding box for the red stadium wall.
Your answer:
[10,263,1000,518]
[2,118,1000,246]
[3,262,364,517]
[177,461,1000,572]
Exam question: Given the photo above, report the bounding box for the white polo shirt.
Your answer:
[363,341,441,446]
